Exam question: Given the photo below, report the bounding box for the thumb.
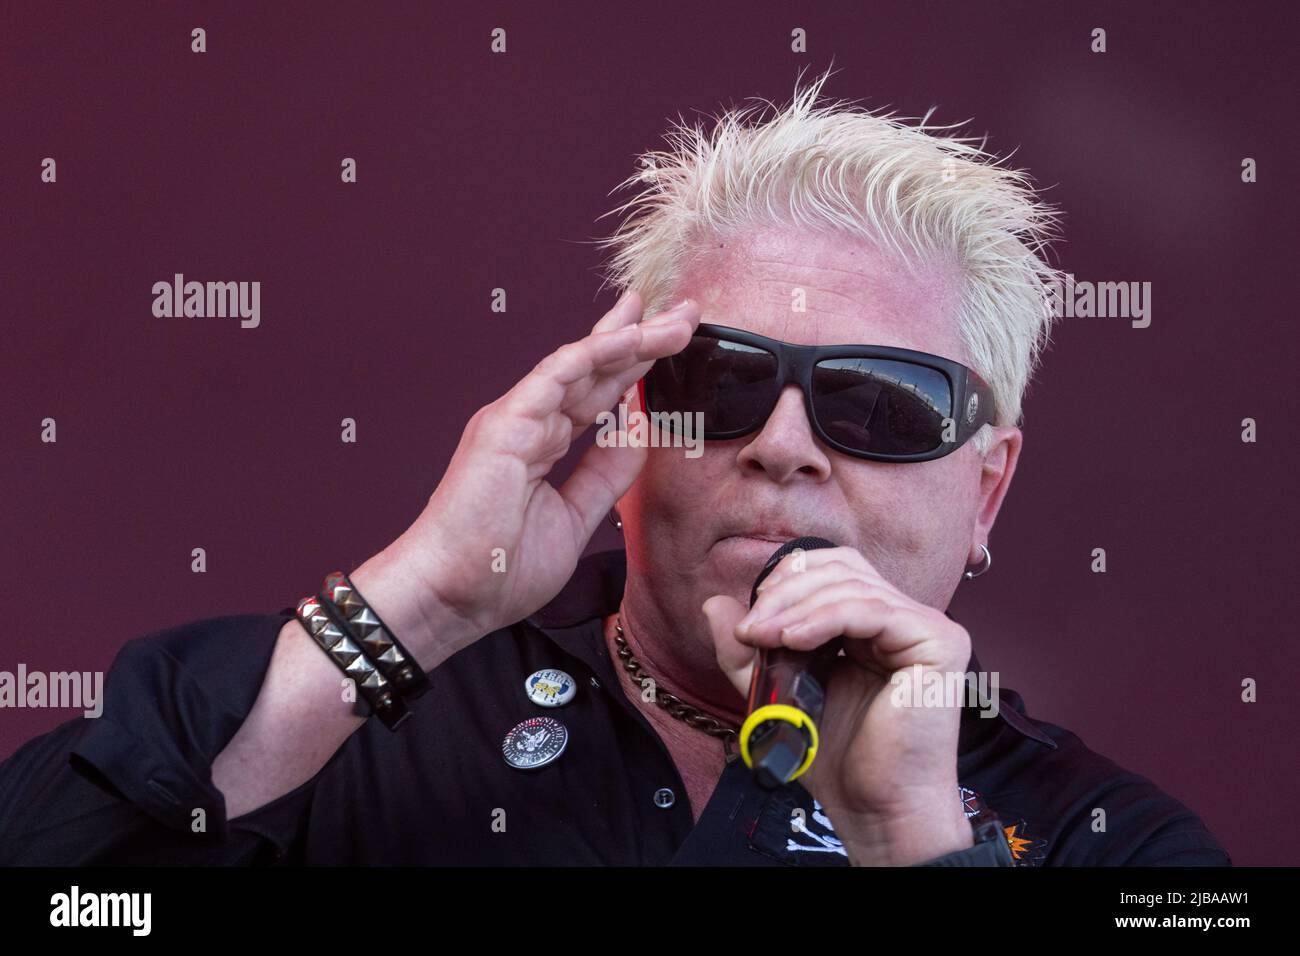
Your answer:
[702,594,755,697]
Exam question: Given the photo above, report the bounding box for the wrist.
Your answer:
[836,791,974,867]
[347,536,481,672]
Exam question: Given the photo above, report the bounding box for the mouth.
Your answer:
[712,526,811,557]
[714,518,810,544]
[708,532,805,580]
[706,524,828,583]
[721,531,801,545]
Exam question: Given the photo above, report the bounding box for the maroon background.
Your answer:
[3,1,1295,865]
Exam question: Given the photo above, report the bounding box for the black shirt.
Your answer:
[0,549,1231,866]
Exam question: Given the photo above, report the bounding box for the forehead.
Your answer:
[676,224,968,362]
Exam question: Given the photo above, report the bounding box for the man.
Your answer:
[0,70,1229,866]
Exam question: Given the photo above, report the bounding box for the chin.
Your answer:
[704,534,792,593]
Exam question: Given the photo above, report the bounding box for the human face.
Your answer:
[618,224,1022,623]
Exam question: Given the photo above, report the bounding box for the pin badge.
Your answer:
[525,668,576,707]
[502,716,568,770]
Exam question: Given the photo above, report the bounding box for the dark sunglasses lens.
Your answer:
[811,358,952,456]
[646,335,778,434]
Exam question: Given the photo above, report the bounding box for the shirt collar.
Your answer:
[526,548,1055,750]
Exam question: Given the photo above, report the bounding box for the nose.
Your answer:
[734,384,832,483]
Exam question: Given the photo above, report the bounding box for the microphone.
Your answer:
[739,536,845,789]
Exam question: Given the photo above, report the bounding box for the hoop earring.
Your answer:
[607,510,623,531]
[963,543,991,580]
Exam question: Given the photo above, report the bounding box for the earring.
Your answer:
[607,510,623,530]
[963,543,991,580]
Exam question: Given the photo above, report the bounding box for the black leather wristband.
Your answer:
[320,571,430,702]
[294,595,412,730]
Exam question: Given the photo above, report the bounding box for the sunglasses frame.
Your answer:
[639,322,999,463]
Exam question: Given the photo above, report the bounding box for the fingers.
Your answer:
[755,545,879,596]
[702,595,755,697]
[556,433,647,546]
[743,558,887,634]
[555,298,698,390]
[738,576,896,648]
[502,299,700,426]
[769,596,951,670]
[741,580,957,671]
[591,288,643,334]
[560,297,700,395]
[719,543,970,675]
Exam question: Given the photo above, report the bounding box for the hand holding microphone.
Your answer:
[737,537,844,789]
[701,538,979,864]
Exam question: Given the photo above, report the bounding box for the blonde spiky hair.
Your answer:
[593,65,1067,452]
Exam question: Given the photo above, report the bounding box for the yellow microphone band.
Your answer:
[738,704,820,781]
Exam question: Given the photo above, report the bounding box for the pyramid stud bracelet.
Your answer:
[293,571,430,731]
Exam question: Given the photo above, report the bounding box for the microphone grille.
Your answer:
[749,536,837,606]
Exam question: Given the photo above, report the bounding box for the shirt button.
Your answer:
[653,787,676,809]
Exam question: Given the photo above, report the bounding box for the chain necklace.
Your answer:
[613,615,740,760]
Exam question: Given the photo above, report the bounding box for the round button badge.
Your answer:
[525,668,576,707]
[502,716,568,770]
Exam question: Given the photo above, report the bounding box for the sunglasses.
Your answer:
[638,323,997,462]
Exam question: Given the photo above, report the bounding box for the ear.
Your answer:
[969,425,1022,564]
